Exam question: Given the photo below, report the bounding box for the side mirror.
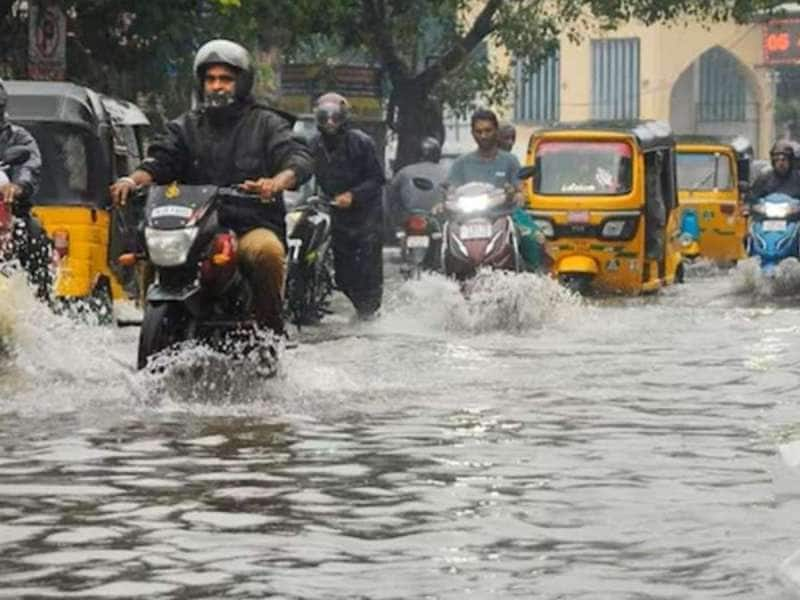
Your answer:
[3,146,31,167]
[517,165,536,180]
[411,177,435,192]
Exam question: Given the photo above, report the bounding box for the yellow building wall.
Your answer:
[489,21,774,157]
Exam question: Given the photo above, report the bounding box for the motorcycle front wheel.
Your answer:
[137,302,188,370]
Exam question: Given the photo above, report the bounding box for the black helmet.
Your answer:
[420,137,441,163]
[193,39,254,104]
[315,92,350,136]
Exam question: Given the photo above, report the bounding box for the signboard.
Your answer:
[28,1,66,80]
[277,63,383,118]
[763,19,800,65]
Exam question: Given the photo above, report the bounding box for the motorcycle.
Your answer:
[128,183,280,371]
[284,193,334,326]
[396,207,442,280]
[746,192,800,274]
[0,148,30,275]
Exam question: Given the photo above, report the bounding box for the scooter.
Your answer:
[441,181,521,281]
[746,192,800,274]
[284,194,334,326]
[126,183,279,371]
[396,207,442,280]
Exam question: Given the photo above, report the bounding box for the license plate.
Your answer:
[461,222,492,240]
[406,235,430,248]
[568,211,591,224]
[763,220,787,232]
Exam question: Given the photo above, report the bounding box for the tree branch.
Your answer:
[360,0,411,83]
[417,0,501,90]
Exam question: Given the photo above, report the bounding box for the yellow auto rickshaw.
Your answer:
[675,135,751,264]
[524,121,683,294]
[5,81,150,316]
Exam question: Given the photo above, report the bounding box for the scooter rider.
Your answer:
[109,39,312,336]
[310,92,385,319]
[387,136,447,222]
[498,120,516,153]
[0,78,51,300]
[747,140,800,203]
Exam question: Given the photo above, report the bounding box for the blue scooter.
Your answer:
[747,192,800,274]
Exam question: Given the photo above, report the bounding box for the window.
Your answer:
[676,152,734,190]
[514,50,560,122]
[698,48,746,122]
[535,140,633,195]
[591,38,640,119]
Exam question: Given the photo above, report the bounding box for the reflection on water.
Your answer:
[1,270,800,598]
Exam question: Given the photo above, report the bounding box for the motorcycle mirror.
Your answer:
[517,165,536,180]
[412,177,435,191]
[3,146,31,167]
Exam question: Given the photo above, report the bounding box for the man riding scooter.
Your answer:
[0,78,51,301]
[747,140,800,203]
[110,39,313,339]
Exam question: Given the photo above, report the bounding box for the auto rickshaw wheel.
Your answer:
[559,273,593,295]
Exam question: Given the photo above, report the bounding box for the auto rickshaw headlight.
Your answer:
[145,226,199,267]
[600,218,636,240]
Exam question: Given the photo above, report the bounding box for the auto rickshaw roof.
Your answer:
[675,134,752,156]
[100,95,150,127]
[534,120,675,151]
[4,80,102,129]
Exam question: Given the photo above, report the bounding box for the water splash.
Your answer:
[730,257,800,298]
[378,270,583,335]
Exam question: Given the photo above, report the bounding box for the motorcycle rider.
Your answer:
[498,120,516,153]
[310,92,385,319]
[0,78,50,300]
[747,140,800,203]
[109,39,313,336]
[387,136,447,223]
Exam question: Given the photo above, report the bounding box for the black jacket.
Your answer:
[138,98,313,239]
[311,128,385,234]
[0,121,42,215]
[747,169,800,203]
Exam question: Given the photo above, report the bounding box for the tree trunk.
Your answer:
[392,82,446,172]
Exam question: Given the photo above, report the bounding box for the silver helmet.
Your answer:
[193,39,254,104]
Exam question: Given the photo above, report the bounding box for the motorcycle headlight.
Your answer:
[145,226,198,267]
[765,203,790,219]
[680,232,695,247]
[285,210,303,237]
[533,219,555,238]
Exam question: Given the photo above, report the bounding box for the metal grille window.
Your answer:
[591,38,640,120]
[514,50,560,122]
[698,48,746,122]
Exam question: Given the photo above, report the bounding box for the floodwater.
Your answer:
[1,257,800,599]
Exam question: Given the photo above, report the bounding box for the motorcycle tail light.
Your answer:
[405,214,428,235]
[53,229,69,258]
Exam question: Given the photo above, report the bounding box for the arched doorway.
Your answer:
[670,47,760,152]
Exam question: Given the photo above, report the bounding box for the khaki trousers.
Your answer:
[238,228,286,333]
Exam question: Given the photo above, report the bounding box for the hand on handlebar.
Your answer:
[241,177,283,202]
[0,182,22,205]
[110,177,138,208]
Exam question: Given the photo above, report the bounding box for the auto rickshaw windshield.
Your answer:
[676,152,733,191]
[25,122,100,206]
[535,140,633,196]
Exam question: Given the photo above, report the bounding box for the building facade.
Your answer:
[506,21,774,157]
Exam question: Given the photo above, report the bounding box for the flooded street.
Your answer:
[1,259,800,599]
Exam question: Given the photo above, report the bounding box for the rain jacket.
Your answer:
[138,98,313,240]
[747,169,800,203]
[0,121,42,215]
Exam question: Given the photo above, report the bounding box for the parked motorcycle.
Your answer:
[396,207,442,280]
[746,192,800,274]
[129,183,279,371]
[284,194,334,326]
